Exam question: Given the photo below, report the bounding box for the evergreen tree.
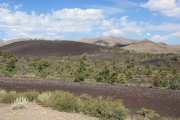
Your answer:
[169,74,180,90]
[95,63,122,84]
[153,74,163,87]
[171,55,179,61]
[125,69,134,80]
[74,53,92,82]
[3,57,18,73]
[125,57,130,63]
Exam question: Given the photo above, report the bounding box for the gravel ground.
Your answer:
[0,77,180,118]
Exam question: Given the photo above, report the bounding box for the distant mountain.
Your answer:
[1,37,180,55]
[172,45,180,49]
[123,39,180,54]
[75,36,141,47]
[0,39,4,43]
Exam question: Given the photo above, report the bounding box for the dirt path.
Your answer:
[0,77,180,118]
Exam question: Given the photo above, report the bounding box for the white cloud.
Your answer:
[152,13,158,16]
[119,16,137,27]
[151,32,180,41]
[101,18,115,26]
[0,4,105,39]
[15,3,22,10]
[102,16,144,36]
[136,9,140,12]
[0,3,9,8]
[147,32,151,36]
[92,5,124,16]
[140,0,180,18]
[103,27,144,36]
[151,35,167,41]
[99,18,119,29]
[103,29,122,36]
[52,8,105,21]
[147,23,180,31]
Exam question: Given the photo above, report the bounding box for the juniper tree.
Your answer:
[153,74,163,87]
[74,53,92,82]
[95,63,124,84]
[3,57,18,73]
[169,74,180,90]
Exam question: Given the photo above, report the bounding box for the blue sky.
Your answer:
[0,0,180,45]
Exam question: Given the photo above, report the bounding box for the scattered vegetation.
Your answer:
[0,45,180,119]
[12,97,29,110]
[0,46,179,90]
[137,107,160,119]
[1,89,179,119]
[0,90,129,120]
[82,96,129,120]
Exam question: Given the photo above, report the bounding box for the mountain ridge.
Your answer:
[75,36,141,47]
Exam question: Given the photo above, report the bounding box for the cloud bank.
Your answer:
[0,2,180,44]
[140,0,180,18]
[152,32,180,42]
[0,3,105,39]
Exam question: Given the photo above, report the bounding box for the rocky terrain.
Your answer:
[0,77,180,118]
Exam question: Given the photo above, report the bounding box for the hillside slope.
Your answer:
[172,45,180,49]
[0,38,46,47]
[0,40,104,56]
[123,39,180,54]
[76,36,141,47]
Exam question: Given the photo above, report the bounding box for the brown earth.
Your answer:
[75,36,141,46]
[123,39,180,54]
[173,45,180,49]
[0,77,180,118]
[0,102,99,120]
[0,40,104,57]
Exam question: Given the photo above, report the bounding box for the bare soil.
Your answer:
[0,77,180,118]
[0,102,99,120]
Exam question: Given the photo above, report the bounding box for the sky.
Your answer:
[0,0,180,45]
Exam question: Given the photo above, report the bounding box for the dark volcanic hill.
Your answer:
[0,40,104,56]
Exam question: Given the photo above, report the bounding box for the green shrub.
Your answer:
[169,74,180,90]
[24,56,30,62]
[38,91,52,105]
[74,53,92,82]
[153,74,163,87]
[82,96,129,120]
[48,91,83,113]
[160,71,168,76]
[161,117,180,120]
[3,57,18,73]
[79,93,91,100]
[2,52,14,59]
[171,55,179,61]
[137,107,160,118]
[1,91,17,104]
[141,77,147,84]
[135,115,150,120]
[18,91,39,102]
[95,63,122,84]
[0,89,7,101]
[74,72,85,82]
[12,97,28,110]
